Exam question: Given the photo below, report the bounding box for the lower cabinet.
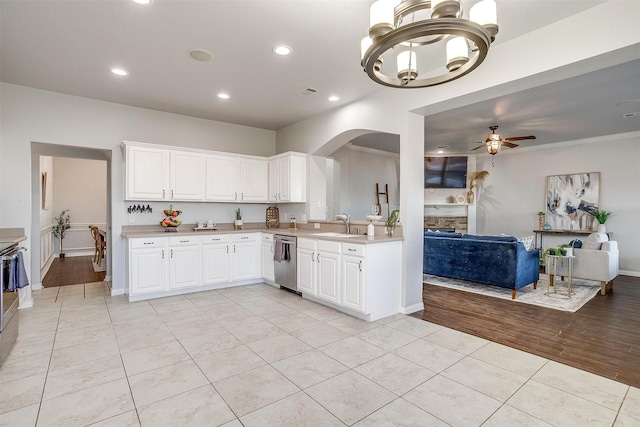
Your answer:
[261,233,275,282]
[316,240,341,305]
[341,243,365,313]
[127,233,261,300]
[297,238,317,295]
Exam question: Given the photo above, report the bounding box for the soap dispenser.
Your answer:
[367,221,375,237]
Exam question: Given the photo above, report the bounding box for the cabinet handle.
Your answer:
[143,242,154,245]
[317,253,320,263]
[348,248,356,252]
[241,236,248,240]
[180,240,189,243]
[312,252,315,262]
[359,260,362,272]
[234,245,236,253]
[171,249,173,258]
[162,250,165,259]
[226,245,229,253]
[235,192,237,200]
[241,192,244,200]
[162,189,165,198]
[171,190,174,198]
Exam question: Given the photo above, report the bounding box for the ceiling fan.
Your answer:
[471,125,536,155]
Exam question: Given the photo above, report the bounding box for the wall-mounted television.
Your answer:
[424,156,468,189]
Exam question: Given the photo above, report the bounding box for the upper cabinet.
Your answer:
[125,143,205,201]
[269,153,307,203]
[124,141,303,203]
[205,155,268,202]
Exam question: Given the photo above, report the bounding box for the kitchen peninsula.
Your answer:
[122,222,402,321]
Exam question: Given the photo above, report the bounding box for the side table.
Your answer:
[545,254,575,298]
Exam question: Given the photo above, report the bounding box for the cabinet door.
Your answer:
[170,151,205,201]
[268,158,279,202]
[130,248,167,295]
[261,241,275,282]
[126,145,169,200]
[239,158,268,202]
[206,155,240,201]
[342,255,365,312]
[202,243,230,285]
[317,250,341,305]
[297,247,316,295]
[288,154,307,202]
[170,245,201,290]
[232,241,260,281]
[276,157,290,201]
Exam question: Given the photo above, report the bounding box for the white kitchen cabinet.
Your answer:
[269,153,307,202]
[129,237,168,296]
[205,155,268,202]
[231,233,260,281]
[261,233,275,282]
[202,234,231,285]
[341,243,365,313]
[316,240,341,305]
[125,143,205,201]
[297,238,317,295]
[169,236,201,290]
[126,144,169,200]
[170,151,205,201]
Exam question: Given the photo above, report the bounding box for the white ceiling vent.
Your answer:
[622,112,640,118]
[298,87,318,97]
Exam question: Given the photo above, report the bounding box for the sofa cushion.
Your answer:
[424,231,462,238]
[461,234,518,243]
[582,233,608,250]
[518,235,534,251]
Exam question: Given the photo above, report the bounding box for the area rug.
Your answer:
[423,274,601,312]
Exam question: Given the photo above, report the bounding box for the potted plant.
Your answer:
[385,209,399,237]
[52,209,71,258]
[467,170,489,204]
[537,211,545,229]
[588,210,613,233]
[234,208,243,230]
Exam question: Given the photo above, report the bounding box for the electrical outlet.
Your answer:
[316,200,321,208]
[301,214,306,222]
[314,223,320,229]
[128,214,135,223]
[284,213,288,221]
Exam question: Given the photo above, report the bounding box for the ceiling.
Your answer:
[1,0,621,138]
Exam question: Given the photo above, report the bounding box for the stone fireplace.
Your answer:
[424,216,468,234]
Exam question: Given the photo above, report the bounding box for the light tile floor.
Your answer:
[1,282,638,426]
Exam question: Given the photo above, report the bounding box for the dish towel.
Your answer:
[282,241,290,261]
[273,238,284,262]
[5,252,30,291]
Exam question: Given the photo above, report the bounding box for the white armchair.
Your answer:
[547,241,619,295]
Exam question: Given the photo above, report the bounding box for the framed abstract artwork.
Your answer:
[545,172,599,230]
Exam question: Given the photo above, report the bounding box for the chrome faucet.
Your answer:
[336,214,351,234]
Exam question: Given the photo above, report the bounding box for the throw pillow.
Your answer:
[518,235,534,251]
[582,233,608,250]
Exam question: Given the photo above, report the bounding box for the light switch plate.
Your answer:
[314,223,320,229]
[128,214,135,223]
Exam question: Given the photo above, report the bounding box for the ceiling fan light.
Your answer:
[446,37,469,71]
[369,0,395,39]
[431,0,462,19]
[487,140,501,155]
[397,50,418,83]
[470,0,499,41]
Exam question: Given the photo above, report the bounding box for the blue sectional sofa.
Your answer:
[423,232,540,299]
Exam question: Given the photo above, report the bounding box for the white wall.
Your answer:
[0,83,276,301]
[476,132,640,274]
[330,144,400,221]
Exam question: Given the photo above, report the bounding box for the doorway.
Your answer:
[30,143,112,291]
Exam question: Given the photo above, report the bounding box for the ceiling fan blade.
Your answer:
[504,135,536,142]
[470,145,486,151]
[502,141,519,148]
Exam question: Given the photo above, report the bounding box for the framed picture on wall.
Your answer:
[545,172,599,230]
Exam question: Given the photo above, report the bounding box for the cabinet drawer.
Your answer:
[343,243,364,257]
[298,237,316,250]
[130,237,166,249]
[231,233,257,242]
[169,235,201,246]
[202,234,230,244]
[317,240,341,253]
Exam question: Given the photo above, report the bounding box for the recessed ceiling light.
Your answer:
[111,68,129,76]
[189,49,213,62]
[328,96,340,102]
[217,93,230,100]
[437,150,444,154]
[616,99,640,106]
[272,45,292,56]
[132,0,153,5]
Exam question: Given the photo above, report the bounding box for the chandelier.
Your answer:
[361,0,499,88]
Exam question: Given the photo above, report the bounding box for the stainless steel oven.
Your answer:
[273,235,297,292]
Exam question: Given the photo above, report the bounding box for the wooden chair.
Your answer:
[89,225,106,265]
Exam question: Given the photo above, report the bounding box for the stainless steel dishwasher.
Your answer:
[273,234,297,292]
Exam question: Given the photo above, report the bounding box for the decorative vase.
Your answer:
[385,226,394,237]
[466,190,475,204]
[538,217,544,229]
[597,223,606,233]
[234,219,243,230]
[542,222,552,231]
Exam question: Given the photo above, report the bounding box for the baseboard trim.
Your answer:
[31,282,43,291]
[620,270,640,278]
[400,302,424,315]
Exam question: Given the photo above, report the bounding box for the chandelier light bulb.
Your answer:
[487,139,501,155]
[369,0,395,38]
[446,36,469,71]
[397,50,418,83]
[470,0,499,41]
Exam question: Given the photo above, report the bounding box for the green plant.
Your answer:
[385,209,399,229]
[588,210,613,224]
[235,208,242,221]
[537,211,545,217]
[52,209,71,254]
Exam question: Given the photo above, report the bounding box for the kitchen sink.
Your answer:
[311,232,361,238]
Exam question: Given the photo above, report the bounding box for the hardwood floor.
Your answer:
[43,255,106,287]
[411,274,640,388]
